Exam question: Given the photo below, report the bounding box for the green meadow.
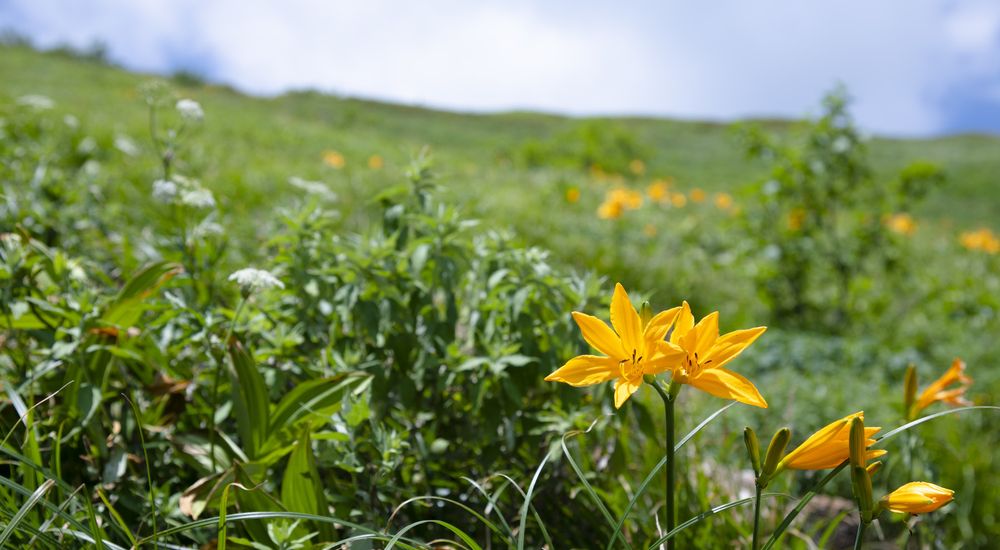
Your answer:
[1,44,999,548]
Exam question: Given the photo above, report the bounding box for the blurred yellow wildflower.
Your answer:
[666,302,768,408]
[647,180,670,202]
[565,187,581,204]
[689,188,706,203]
[597,187,643,219]
[787,208,806,231]
[881,482,954,514]
[629,158,646,175]
[714,192,734,210]
[778,411,886,471]
[908,358,972,420]
[885,213,916,235]
[643,223,657,237]
[545,283,684,408]
[323,150,346,169]
[670,192,687,208]
[368,154,384,170]
[597,201,623,220]
[959,227,1000,253]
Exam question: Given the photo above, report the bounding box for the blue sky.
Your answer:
[3,0,1000,137]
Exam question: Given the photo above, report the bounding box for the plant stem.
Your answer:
[209,296,247,471]
[761,461,847,550]
[650,380,677,550]
[853,519,867,550]
[751,484,763,550]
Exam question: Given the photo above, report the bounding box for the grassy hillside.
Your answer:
[2,45,998,237]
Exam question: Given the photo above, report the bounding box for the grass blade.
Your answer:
[647,493,791,548]
[516,446,554,550]
[760,462,847,550]
[386,519,482,550]
[0,478,55,546]
[388,495,511,545]
[560,415,632,549]
[124,392,157,542]
[607,402,736,549]
[874,405,1000,445]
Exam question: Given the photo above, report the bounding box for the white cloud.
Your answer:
[3,0,1000,135]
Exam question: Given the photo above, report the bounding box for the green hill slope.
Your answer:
[2,45,998,236]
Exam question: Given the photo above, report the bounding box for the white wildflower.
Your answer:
[152,179,178,202]
[832,136,851,154]
[77,136,97,155]
[67,259,87,282]
[17,95,54,110]
[114,135,140,156]
[176,99,204,121]
[0,233,24,251]
[191,220,223,238]
[228,268,285,293]
[180,187,216,209]
[289,176,337,199]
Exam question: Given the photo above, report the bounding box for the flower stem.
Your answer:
[209,296,247,471]
[650,380,677,550]
[853,519,867,550]
[751,484,763,550]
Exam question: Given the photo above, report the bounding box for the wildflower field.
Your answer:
[2,45,1000,549]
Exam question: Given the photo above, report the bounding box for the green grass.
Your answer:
[2,45,998,239]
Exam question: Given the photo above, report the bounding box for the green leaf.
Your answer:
[267,373,367,443]
[75,384,101,426]
[280,430,333,540]
[228,340,271,460]
[101,261,181,327]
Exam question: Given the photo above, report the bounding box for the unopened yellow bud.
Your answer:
[852,465,874,523]
[881,482,954,515]
[639,301,653,329]
[760,427,791,484]
[849,417,866,468]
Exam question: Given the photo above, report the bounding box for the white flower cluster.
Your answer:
[17,94,55,110]
[180,188,216,209]
[152,179,179,202]
[0,233,24,252]
[176,99,204,121]
[228,268,285,292]
[289,176,337,199]
[151,175,216,209]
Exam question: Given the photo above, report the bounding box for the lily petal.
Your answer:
[688,367,767,408]
[610,283,643,354]
[571,312,626,359]
[643,306,681,342]
[670,301,694,345]
[645,342,687,374]
[702,326,767,370]
[614,377,642,409]
[545,355,620,387]
[693,311,719,357]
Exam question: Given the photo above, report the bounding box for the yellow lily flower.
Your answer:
[779,412,886,471]
[666,302,767,408]
[909,358,972,420]
[545,283,684,408]
[881,482,954,514]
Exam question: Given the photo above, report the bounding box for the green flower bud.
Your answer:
[744,427,762,478]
